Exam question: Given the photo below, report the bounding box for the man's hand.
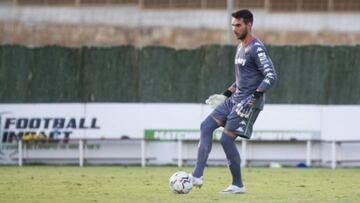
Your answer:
[236,91,263,118]
[235,95,255,118]
[205,94,227,109]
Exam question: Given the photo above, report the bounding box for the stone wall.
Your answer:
[1,21,360,47]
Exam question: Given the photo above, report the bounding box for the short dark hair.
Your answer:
[231,9,253,24]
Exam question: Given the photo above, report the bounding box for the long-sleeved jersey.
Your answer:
[230,37,277,110]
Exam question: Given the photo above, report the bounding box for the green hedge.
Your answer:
[1,45,359,104]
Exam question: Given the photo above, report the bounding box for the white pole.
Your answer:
[331,141,336,169]
[241,140,247,168]
[141,139,146,167]
[79,139,84,167]
[177,139,183,168]
[18,139,23,167]
[226,0,233,44]
[306,140,311,167]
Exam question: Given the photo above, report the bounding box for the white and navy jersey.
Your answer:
[231,37,277,109]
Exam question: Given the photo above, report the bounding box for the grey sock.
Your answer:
[220,133,243,187]
[193,116,218,178]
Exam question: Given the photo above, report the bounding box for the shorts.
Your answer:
[210,98,261,139]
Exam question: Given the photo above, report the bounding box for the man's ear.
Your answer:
[247,22,253,29]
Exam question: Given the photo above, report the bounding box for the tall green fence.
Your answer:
[1,45,359,104]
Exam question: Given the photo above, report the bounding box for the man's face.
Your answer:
[231,18,251,40]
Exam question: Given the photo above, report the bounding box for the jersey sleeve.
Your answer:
[251,45,277,92]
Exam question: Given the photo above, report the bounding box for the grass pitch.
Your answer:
[0,166,359,203]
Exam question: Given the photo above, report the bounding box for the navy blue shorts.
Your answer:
[210,98,260,139]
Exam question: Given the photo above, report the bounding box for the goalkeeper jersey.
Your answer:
[231,37,277,110]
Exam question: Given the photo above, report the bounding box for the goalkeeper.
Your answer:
[191,9,277,194]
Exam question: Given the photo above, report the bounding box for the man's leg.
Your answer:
[192,98,232,187]
[219,109,261,193]
[220,130,243,188]
[192,115,219,178]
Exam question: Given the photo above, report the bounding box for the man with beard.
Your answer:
[190,9,277,194]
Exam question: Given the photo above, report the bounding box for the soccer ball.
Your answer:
[169,171,193,194]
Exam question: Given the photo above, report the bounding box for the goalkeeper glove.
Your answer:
[235,91,263,118]
[205,90,232,109]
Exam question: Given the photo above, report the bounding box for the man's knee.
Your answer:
[200,120,208,132]
[220,130,236,146]
[220,132,241,162]
[223,129,238,139]
[200,116,220,133]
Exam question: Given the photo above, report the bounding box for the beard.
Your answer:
[237,30,248,40]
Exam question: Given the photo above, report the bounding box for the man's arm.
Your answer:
[252,45,277,93]
[235,45,277,117]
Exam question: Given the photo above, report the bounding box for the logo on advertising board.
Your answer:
[144,129,223,140]
[0,112,101,144]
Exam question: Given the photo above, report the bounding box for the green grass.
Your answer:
[0,166,360,203]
